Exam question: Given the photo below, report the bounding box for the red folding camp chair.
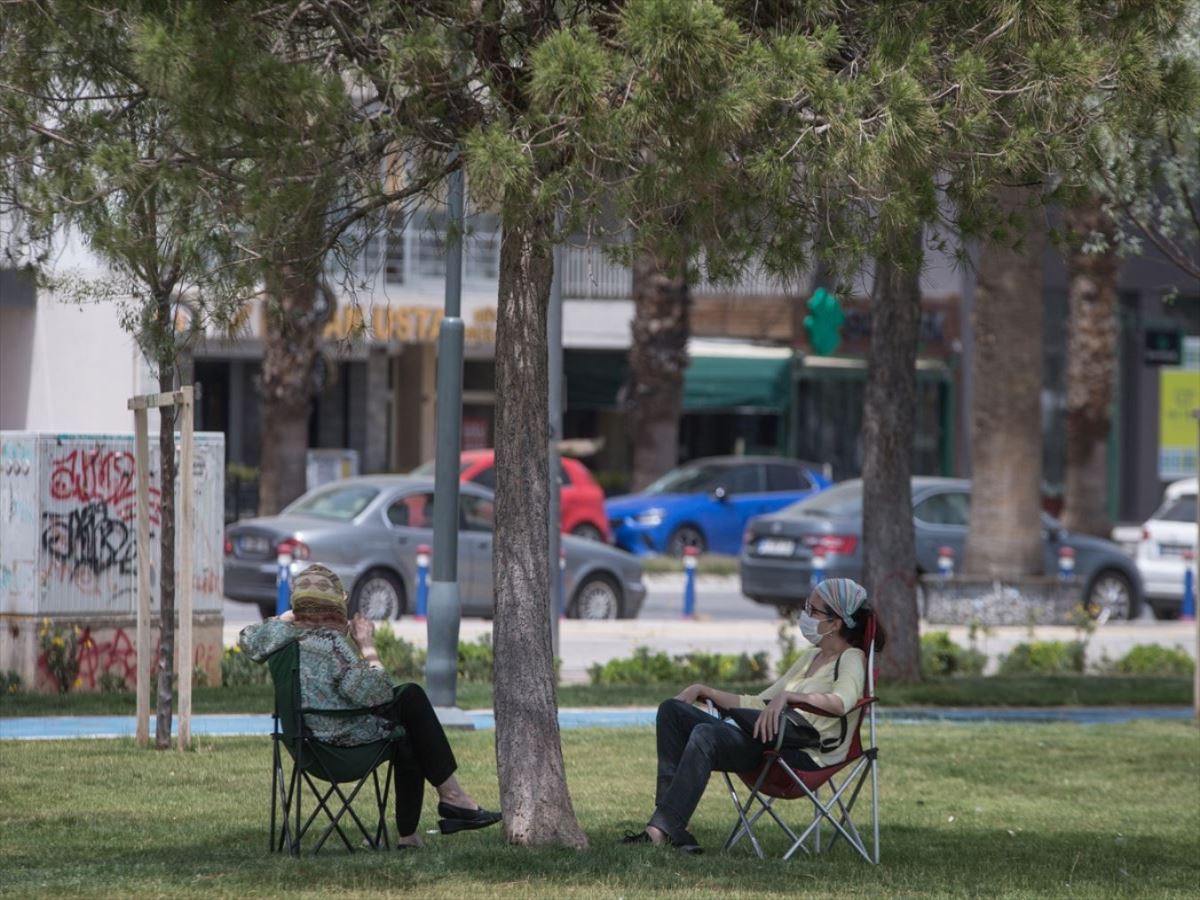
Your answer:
[721,615,880,862]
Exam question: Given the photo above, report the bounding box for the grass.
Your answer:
[1,721,1198,897]
[2,675,1191,718]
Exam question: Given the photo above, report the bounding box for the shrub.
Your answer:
[1,670,21,694]
[999,640,1085,675]
[1113,644,1195,677]
[373,627,503,684]
[220,645,269,687]
[588,646,770,686]
[37,619,80,693]
[97,670,129,693]
[921,631,987,678]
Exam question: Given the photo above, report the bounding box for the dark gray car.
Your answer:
[740,477,1144,620]
[225,476,647,620]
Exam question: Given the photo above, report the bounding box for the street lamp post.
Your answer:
[426,164,468,722]
[548,232,564,656]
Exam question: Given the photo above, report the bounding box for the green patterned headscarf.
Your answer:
[290,564,347,617]
[813,578,868,627]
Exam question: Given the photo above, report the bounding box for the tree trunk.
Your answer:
[964,185,1046,577]
[1062,196,1119,538]
[154,299,177,750]
[492,212,588,849]
[627,251,690,492]
[861,230,923,682]
[258,226,324,516]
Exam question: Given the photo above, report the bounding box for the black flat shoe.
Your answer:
[437,801,501,835]
[621,830,653,844]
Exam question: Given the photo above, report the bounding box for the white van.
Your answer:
[1134,477,1197,618]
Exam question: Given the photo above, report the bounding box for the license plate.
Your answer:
[1159,543,1193,558]
[237,535,271,556]
[756,538,796,557]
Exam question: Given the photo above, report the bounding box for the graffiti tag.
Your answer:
[47,449,160,524]
[41,502,136,580]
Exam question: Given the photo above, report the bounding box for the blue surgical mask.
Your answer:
[798,611,825,646]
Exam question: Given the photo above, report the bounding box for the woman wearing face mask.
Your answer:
[621,578,885,854]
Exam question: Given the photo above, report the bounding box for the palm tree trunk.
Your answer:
[1062,196,1119,538]
[492,210,588,848]
[627,251,690,491]
[862,229,923,682]
[964,185,1046,577]
[258,217,324,516]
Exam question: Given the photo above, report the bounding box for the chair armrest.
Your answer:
[787,695,876,719]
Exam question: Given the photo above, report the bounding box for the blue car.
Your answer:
[606,456,832,557]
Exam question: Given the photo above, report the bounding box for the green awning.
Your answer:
[565,348,791,412]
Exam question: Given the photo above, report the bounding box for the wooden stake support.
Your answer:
[128,385,195,750]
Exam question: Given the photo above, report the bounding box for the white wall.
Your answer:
[0,235,154,433]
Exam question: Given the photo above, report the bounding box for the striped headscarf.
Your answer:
[290,564,347,618]
[813,578,868,627]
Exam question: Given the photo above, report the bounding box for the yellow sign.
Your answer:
[322,305,497,345]
[1158,368,1200,478]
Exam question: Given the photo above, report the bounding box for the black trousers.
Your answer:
[650,699,818,838]
[378,683,457,835]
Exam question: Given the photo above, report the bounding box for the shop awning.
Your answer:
[565,340,793,412]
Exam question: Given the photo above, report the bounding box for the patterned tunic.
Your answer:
[239,619,395,746]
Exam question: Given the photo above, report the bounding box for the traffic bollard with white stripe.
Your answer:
[1182,550,1196,622]
[1057,546,1076,580]
[810,546,827,589]
[415,544,431,620]
[682,546,698,618]
[937,546,955,577]
[275,552,292,616]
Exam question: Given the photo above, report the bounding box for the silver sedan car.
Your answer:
[224,476,647,621]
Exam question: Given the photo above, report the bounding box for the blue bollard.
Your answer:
[415,544,430,620]
[810,546,827,589]
[1058,546,1076,581]
[275,552,292,616]
[682,546,698,618]
[1183,551,1196,622]
[937,546,955,577]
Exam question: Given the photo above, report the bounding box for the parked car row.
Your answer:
[224,454,1179,624]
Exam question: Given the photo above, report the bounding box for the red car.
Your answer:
[413,449,611,542]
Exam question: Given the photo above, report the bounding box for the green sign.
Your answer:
[803,287,844,356]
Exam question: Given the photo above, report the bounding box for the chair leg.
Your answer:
[783,761,873,863]
[270,741,280,854]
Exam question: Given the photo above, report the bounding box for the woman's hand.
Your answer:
[350,613,375,648]
[277,609,295,623]
[753,692,788,744]
[674,683,706,705]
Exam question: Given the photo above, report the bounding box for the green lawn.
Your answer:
[1,675,1191,717]
[2,723,1198,897]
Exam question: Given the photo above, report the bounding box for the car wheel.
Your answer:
[350,569,404,621]
[666,525,706,557]
[570,522,606,542]
[1085,569,1137,623]
[257,601,275,621]
[570,574,621,620]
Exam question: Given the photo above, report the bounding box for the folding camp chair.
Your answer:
[721,616,880,863]
[267,640,411,857]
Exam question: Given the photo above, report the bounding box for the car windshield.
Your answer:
[410,460,472,477]
[643,464,725,495]
[1154,494,1197,523]
[780,481,864,518]
[285,485,379,521]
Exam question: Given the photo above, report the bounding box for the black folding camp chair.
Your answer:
[267,640,411,856]
[721,616,880,863]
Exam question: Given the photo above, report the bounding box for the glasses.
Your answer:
[804,600,839,620]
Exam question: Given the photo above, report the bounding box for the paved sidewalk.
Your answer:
[224,617,1198,684]
[2,705,1191,741]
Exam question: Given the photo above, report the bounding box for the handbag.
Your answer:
[726,706,821,752]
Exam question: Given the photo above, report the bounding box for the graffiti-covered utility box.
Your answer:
[0,431,225,691]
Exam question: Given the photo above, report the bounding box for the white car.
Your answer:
[1134,477,1197,618]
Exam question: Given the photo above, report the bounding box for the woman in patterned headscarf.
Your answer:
[622,577,886,854]
[239,564,500,848]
